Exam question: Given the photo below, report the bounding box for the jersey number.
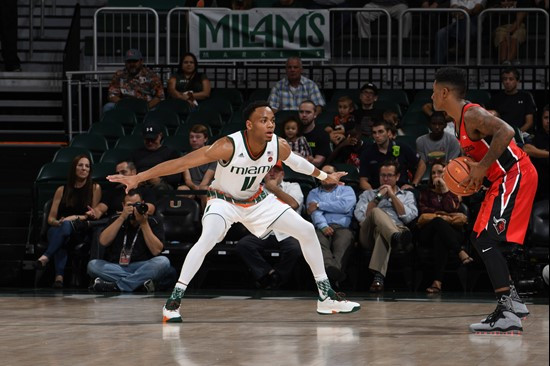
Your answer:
[241,176,256,191]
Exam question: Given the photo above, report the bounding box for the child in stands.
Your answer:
[281,116,313,161]
[325,96,355,145]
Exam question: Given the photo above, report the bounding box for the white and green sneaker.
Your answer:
[317,290,361,315]
[162,287,185,323]
[163,302,182,323]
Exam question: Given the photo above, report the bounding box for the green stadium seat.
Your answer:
[414,89,433,101]
[52,147,93,163]
[143,109,181,135]
[157,99,191,122]
[401,111,429,126]
[163,135,188,154]
[91,162,116,189]
[378,90,409,108]
[402,124,429,140]
[198,97,233,124]
[332,163,360,189]
[219,123,243,137]
[210,88,244,111]
[465,89,492,107]
[185,110,223,135]
[101,108,137,134]
[89,121,125,148]
[99,148,133,164]
[116,98,148,117]
[374,100,402,117]
[407,99,430,114]
[33,162,70,214]
[394,135,418,151]
[328,89,360,107]
[69,133,109,162]
[114,135,145,150]
[316,111,337,128]
[246,88,271,104]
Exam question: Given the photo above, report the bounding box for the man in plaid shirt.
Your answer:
[268,56,325,115]
[103,49,165,113]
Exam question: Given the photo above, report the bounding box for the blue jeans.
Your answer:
[87,256,171,292]
[45,221,75,276]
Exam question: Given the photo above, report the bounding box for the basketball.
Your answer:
[443,156,478,197]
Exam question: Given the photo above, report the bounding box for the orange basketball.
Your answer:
[443,156,478,197]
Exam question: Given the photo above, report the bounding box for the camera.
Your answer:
[132,202,148,215]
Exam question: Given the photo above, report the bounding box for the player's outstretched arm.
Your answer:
[278,138,347,184]
[107,137,234,192]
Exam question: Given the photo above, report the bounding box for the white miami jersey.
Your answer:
[210,131,279,200]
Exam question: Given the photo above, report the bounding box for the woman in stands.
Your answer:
[34,154,101,288]
[167,52,211,108]
[417,160,473,294]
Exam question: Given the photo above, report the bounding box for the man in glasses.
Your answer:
[103,48,165,113]
[354,159,418,293]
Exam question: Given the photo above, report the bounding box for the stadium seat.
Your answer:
[401,111,429,126]
[33,162,70,214]
[157,99,191,122]
[227,111,246,129]
[69,133,109,162]
[91,162,116,189]
[219,123,242,137]
[114,135,145,150]
[402,123,429,140]
[99,148,133,164]
[274,110,299,125]
[143,109,181,134]
[101,108,137,134]
[131,123,170,137]
[332,163,360,190]
[210,88,244,111]
[316,110,337,128]
[413,89,433,101]
[89,121,125,148]
[407,99,430,114]
[465,89,492,107]
[328,88,360,107]
[378,90,410,108]
[52,147,93,163]
[163,135,188,154]
[394,135,417,151]
[374,100,402,117]
[283,165,317,199]
[246,88,271,104]
[115,98,148,120]
[198,97,233,124]
[185,110,224,135]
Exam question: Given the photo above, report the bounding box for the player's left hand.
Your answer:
[461,159,487,193]
[325,171,347,185]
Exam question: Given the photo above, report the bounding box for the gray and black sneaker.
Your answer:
[509,284,529,319]
[143,279,155,293]
[470,295,523,335]
[92,277,120,292]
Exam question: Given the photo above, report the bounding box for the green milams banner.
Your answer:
[189,9,330,61]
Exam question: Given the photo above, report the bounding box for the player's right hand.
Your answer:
[107,174,139,193]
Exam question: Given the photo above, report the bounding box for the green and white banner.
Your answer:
[189,9,330,61]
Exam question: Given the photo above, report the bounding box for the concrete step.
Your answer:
[0,115,63,122]
[0,100,62,108]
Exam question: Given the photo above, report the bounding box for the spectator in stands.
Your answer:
[435,0,486,64]
[34,154,102,288]
[88,190,171,292]
[132,121,182,191]
[87,160,156,220]
[354,160,418,292]
[326,126,365,169]
[383,110,405,136]
[414,111,461,183]
[534,0,549,9]
[306,165,356,286]
[523,104,549,200]
[272,0,307,7]
[488,67,536,132]
[325,96,356,145]
[167,52,211,108]
[177,124,216,210]
[298,100,332,167]
[103,49,165,113]
[268,57,325,115]
[236,161,304,289]
[0,0,21,72]
[421,102,456,135]
[232,0,255,9]
[359,120,422,191]
[417,160,472,294]
[353,82,384,138]
[356,0,412,39]
[493,0,530,65]
[281,115,313,161]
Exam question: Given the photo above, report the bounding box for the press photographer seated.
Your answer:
[87,190,171,292]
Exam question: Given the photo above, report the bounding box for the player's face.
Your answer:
[189,131,207,150]
[502,72,518,93]
[542,110,549,134]
[75,157,91,180]
[248,106,276,141]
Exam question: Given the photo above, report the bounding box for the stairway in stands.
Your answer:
[0,0,107,287]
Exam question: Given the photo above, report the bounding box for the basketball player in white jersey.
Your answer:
[108,101,361,322]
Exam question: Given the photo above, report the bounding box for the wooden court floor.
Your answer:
[0,291,548,366]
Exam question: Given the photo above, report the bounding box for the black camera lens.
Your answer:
[132,202,148,215]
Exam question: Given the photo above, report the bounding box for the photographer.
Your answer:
[87,190,170,292]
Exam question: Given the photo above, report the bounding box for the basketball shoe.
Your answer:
[509,284,529,319]
[317,289,361,315]
[469,295,523,334]
[162,287,185,323]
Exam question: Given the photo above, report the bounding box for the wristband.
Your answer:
[374,193,383,203]
[317,171,328,181]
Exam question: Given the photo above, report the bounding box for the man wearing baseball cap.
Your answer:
[131,121,181,191]
[351,82,384,138]
[103,48,165,113]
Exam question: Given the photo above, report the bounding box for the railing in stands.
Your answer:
[62,3,81,131]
